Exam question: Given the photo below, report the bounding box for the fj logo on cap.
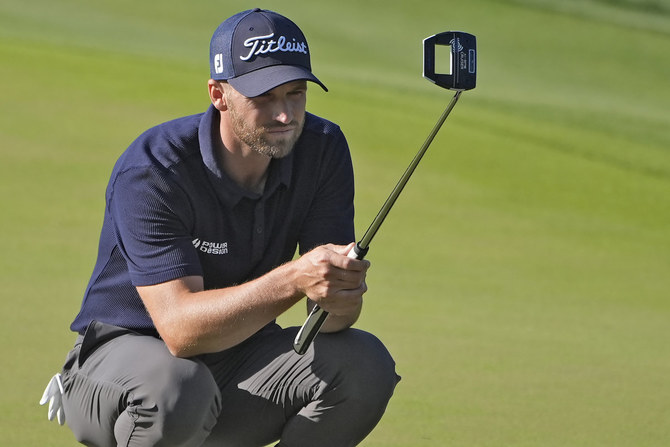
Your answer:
[214,54,224,74]
[240,33,308,61]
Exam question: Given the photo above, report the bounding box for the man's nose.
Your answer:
[272,99,293,124]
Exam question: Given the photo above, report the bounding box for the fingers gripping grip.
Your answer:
[293,243,367,355]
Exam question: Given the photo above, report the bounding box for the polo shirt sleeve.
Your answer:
[299,128,356,253]
[108,166,203,286]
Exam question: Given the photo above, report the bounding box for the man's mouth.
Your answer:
[266,125,296,133]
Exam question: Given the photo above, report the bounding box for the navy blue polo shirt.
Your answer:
[70,105,355,334]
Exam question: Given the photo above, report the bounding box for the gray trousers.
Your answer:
[60,321,399,447]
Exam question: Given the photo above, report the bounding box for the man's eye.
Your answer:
[251,94,271,104]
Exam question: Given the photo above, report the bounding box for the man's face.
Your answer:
[223,80,307,159]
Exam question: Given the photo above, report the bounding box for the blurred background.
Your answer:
[1,0,669,445]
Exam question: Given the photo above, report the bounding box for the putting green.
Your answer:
[1,0,668,445]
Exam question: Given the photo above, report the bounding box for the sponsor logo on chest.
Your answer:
[192,238,229,255]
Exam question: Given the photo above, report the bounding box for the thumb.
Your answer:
[336,242,357,256]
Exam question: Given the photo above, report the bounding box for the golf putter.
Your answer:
[293,31,477,355]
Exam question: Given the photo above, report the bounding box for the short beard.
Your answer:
[228,102,304,159]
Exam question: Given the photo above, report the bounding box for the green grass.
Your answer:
[2,0,669,445]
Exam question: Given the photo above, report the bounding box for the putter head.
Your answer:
[423,31,477,91]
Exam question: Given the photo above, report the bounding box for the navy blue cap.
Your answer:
[210,8,328,97]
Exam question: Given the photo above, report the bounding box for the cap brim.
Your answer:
[228,65,328,98]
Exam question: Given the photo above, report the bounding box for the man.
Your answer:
[39,8,399,447]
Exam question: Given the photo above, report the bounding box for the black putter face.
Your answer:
[423,31,477,91]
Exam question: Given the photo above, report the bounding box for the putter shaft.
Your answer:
[293,91,462,355]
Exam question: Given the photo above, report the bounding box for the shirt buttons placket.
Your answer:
[251,201,265,262]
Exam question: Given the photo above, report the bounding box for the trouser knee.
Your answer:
[128,359,222,447]
[62,331,222,447]
[279,329,399,446]
[316,329,400,410]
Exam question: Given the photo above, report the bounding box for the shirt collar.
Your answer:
[198,104,294,205]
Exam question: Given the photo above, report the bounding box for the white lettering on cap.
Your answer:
[239,33,308,61]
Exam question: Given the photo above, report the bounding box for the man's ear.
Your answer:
[208,79,227,111]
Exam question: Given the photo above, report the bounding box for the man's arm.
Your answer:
[138,243,368,358]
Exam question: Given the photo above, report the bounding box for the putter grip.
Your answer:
[293,244,366,355]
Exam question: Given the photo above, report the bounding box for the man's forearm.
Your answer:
[138,244,368,357]
[138,262,305,357]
